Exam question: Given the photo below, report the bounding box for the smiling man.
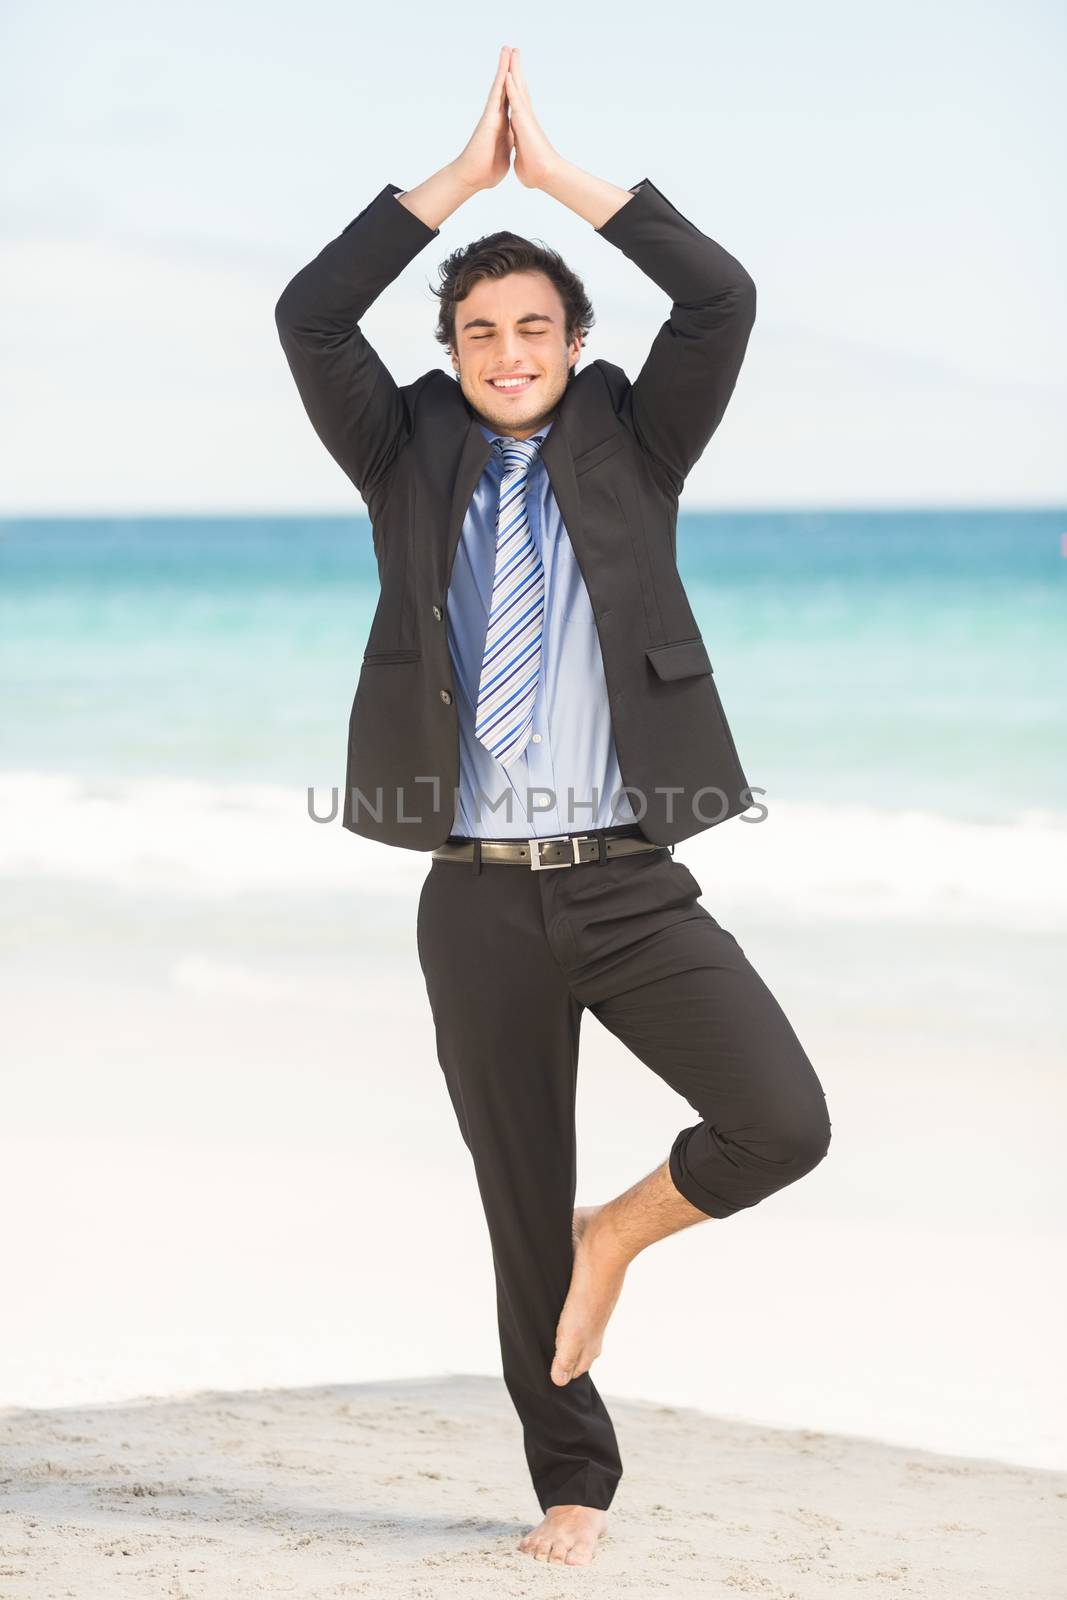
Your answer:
[274,45,832,1568]
[446,261,583,437]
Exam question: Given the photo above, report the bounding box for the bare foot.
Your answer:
[518,1503,608,1564]
[554,1206,630,1385]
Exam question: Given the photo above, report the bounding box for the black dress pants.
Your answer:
[415,827,832,1513]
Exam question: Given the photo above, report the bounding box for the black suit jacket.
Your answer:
[274,177,758,851]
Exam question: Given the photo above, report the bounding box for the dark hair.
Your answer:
[430,231,595,356]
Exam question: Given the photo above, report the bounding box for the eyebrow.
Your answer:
[460,312,556,332]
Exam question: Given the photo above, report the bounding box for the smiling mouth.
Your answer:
[488,376,538,394]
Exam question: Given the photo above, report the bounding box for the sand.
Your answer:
[1,1373,1063,1597]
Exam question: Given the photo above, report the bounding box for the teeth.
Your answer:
[491,376,534,389]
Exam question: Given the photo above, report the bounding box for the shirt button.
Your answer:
[432,604,442,620]
[531,733,542,743]
[439,689,452,704]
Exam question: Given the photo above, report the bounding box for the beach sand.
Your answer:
[2,1373,1063,1597]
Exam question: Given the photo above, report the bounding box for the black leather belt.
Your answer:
[431,825,670,871]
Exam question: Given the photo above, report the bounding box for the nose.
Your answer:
[497,336,528,368]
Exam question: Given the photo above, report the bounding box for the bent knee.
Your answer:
[758,1097,832,1177]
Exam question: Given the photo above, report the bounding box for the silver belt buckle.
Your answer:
[529,832,587,871]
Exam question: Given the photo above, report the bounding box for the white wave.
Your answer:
[689,797,1067,930]
[0,770,423,898]
[1,771,1064,928]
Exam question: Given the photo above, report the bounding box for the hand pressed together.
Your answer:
[452,45,559,194]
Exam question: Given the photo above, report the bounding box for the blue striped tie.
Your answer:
[475,433,546,767]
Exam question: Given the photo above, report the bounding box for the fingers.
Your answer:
[504,69,529,111]
[507,45,529,97]
[486,44,510,109]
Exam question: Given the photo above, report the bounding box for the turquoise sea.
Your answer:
[3,507,1065,822]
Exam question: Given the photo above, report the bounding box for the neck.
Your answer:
[475,406,557,440]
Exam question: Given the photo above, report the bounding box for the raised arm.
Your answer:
[273,46,515,507]
[593,179,756,496]
[274,185,438,508]
[505,50,756,497]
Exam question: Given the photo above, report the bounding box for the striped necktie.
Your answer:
[474,433,546,766]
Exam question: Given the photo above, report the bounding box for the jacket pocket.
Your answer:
[362,648,421,664]
[644,637,713,680]
[573,434,626,477]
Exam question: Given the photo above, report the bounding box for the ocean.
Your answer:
[3,508,1065,819]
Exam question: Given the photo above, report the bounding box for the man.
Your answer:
[274,45,832,1568]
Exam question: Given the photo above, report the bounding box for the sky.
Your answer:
[1,0,1064,513]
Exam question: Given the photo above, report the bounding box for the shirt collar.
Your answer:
[478,417,554,450]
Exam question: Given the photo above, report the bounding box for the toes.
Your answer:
[551,1340,578,1383]
[565,1543,595,1565]
[552,1329,583,1384]
[521,1511,603,1565]
[552,1342,597,1383]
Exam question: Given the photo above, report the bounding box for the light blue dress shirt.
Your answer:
[446,417,638,839]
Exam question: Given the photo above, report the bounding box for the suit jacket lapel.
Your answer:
[442,392,586,593]
[539,419,583,572]
[443,414,493,590]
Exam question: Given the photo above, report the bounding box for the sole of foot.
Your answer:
[554,1202,630,1386]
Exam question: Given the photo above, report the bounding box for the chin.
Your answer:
[479,386,560,431]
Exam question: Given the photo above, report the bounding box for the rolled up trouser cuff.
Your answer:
[668,1123,742,1219]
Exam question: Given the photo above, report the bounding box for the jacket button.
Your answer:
[439,688,452,704]
[432,604,442,620]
